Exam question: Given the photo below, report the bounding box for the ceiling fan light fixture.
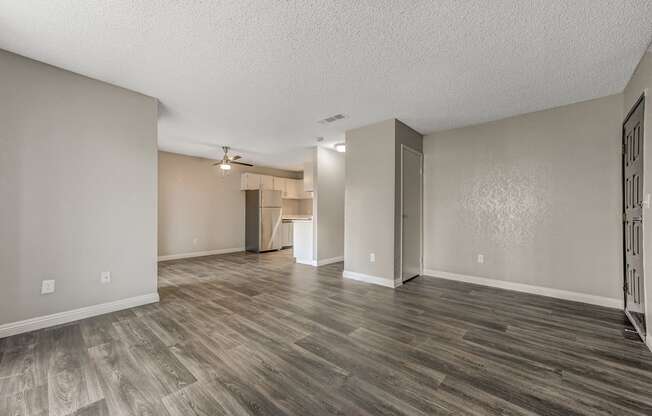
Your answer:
[219,162,232,170]
[334,143,346,153]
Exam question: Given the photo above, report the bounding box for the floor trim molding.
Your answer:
[296,258,317,266]
[343,270,400,288]
[647,335,652,352]
[423,269,623,309]
[0,293,160,339]
[317,256,344,266]
[158,247,243,261]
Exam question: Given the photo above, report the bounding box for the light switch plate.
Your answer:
[477,254,484,264]
[101,272,111,284]
[369,253,376,263]
[41,280,55,294]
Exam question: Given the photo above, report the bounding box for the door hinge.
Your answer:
[624,280,629,293]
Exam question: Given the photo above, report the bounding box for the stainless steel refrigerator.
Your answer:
[245,190,283,252]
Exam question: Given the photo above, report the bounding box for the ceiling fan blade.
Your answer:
[231,161,254,167]
[230,155,242,161]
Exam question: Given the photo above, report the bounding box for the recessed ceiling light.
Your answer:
[334,143,346,153]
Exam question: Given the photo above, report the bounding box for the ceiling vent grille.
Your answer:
[318,114,346,124]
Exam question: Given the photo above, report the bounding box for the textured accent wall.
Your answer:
[423,94,624,300]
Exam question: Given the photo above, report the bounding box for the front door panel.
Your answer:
[623,96,646,339]
[402,146,423,281]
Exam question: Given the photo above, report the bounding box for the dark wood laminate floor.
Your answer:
[2,249,652,416]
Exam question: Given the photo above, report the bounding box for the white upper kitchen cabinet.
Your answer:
[273,177,287,196]
[282,179,312,199]
[260,175,274,190]
[285,179,299,198]
[240,173,261,190]
[240,174,312,197]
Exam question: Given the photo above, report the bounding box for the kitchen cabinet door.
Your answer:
[291,179,303,198]
[260,175,274,190]
[284,179,294,198]
[241,173,261,190]
[282,222,293,247]
[273,177,287,196]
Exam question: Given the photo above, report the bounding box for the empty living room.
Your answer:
[2,1,652,415]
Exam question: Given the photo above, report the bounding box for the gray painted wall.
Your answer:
[624,50,652,335]
[158,151,300,257]
[0,49,158,325]
[345,119,396,281]
[394,121,423,282]
[423,94,624,300]
[344,119,422,282]
[314,147,345,262]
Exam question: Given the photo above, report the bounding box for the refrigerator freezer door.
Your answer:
[260,207,283,251]
[260,190,282,208]
[245,190,260,252]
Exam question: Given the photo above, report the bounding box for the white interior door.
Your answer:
[401,145,423,282]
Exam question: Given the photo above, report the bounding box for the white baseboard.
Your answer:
[423,269,623,309]
[317,256,344,266]
[158,247,243,261]
[647,335,652,352]
[343,270,401,288]
[0,292,160,339]
[296,258,317,266]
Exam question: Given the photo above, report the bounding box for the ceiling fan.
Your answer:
[213,146,253,171]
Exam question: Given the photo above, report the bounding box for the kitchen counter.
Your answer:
[293,219,314,265]
[282,215,312,221]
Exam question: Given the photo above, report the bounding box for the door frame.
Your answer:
[622,92,646,341]
[399,144,424,283]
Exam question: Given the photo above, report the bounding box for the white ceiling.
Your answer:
[2,1,652,170]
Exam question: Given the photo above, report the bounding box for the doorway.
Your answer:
[401,145,423,282]
[623,95,646,340]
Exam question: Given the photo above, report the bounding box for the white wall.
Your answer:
[423,94,624,304]
[0,49,158,326]
[158,151,299,258]
[314,147,345,263]
[624,50,652,339]
[344,119,398,283]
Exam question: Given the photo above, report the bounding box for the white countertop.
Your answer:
[282,215,312,221]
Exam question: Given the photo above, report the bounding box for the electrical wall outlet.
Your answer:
[477,254,484,264]
[101,272,111,284]
[41,280,55,295]
[369,253,376,263]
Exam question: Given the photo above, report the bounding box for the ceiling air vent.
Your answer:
[318,114,346,124]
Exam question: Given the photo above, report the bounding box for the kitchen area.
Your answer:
[239,146,344,267]
[241,172,315,264]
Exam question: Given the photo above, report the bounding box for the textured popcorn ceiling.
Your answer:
[1,1,652,170]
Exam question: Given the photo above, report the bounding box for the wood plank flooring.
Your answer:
[2,249,652,415]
